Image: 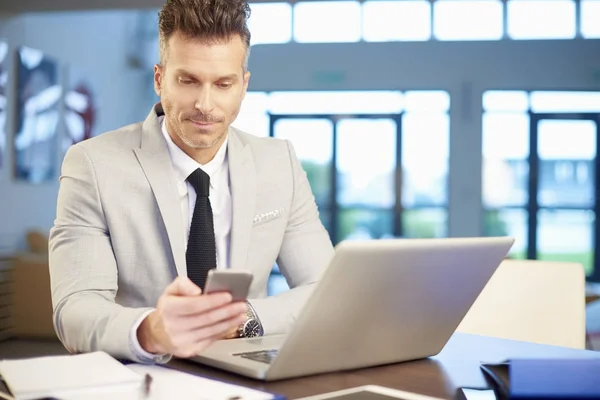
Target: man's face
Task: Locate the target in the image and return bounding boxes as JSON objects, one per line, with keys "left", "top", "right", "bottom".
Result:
{"left": 154, "top": 32, "right": 250, "bottom": 153}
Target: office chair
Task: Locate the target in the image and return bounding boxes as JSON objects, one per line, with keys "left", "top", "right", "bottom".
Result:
{"left": 456, "top": 259, "right": 586, "bottom": 349}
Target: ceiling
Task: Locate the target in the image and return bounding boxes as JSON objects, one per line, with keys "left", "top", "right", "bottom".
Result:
{"left": 0, "top": 0, "right": 284, "bottom": 13}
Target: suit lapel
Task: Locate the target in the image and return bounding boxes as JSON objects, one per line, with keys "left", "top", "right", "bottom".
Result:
{"left": 133, "top": 105, "right": 187, "bottom": 278}
{"left": 228, "top": 129, "right": 256, "bottom": 270}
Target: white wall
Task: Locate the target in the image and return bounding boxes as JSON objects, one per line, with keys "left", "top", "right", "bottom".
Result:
{"left": 0, "top": 10, "right": 148, "bottom": 250}
{"left": 245, "top": 40, "right": 600, "bottom": 237}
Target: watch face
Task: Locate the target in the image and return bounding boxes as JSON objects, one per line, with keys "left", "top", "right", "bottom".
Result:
{"left": 243, "top": 319, "right": 262, "bottom": 338}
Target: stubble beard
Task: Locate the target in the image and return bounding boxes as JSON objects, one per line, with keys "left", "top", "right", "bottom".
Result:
{"left": 163, "top": 100, "right": 227, "bottom": 150}
{"left": 176, "top": 124, "right": 227, "bottom": 150}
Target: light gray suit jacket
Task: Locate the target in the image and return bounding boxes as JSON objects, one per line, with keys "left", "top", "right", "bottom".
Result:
{"left": 48, "top": 104, "right": 334, "bottom": 362}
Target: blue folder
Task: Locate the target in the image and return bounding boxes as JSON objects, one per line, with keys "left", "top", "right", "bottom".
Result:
{"left": 480, "top": 358, "right": 600, "bottom": 400}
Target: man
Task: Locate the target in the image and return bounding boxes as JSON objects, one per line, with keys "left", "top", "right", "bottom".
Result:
{"left": 48, "top": 0, "right": 334, "bottom": 364}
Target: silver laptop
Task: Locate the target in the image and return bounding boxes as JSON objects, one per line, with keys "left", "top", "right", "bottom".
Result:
{"left": 192, "top": 236, "right": 514, "bottom": 381}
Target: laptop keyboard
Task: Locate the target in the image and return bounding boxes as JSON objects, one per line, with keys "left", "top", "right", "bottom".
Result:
{"left": 233, "top": 349, "right": 279, "bottom": 364}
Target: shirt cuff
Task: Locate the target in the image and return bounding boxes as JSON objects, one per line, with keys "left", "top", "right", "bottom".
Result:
{"left": 129, "top": 309, "right": 171, "bottom": 364}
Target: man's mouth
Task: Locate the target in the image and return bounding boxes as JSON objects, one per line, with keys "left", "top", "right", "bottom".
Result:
{"left": 188, "top": 119, "right": 217, "bottom": 127}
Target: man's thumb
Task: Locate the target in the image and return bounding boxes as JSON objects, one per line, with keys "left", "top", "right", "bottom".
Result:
{"left": 164, "top": 276, "right": 202, "bottom": 296}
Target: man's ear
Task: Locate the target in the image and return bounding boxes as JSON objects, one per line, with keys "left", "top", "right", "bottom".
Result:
{"left": 241, "top": 71, "right": 251, "bottom": 99}
{"left": 153, "top": 64, "right": 163, "bottom": 96}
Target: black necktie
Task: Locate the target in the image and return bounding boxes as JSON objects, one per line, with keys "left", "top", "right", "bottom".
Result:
{"left": 186, "top": 168, "right": 216, "bottom": 290}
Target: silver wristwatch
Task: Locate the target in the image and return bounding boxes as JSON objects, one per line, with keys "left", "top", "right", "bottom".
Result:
{"left": 238, "top": 301, "right": 264, "bottom": 338}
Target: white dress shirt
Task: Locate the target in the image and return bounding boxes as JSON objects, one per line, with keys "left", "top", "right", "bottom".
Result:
{"left": 130, "top": 116, "right": 233, "bottom": 362}
{"left": 160, "top": 116, "right": 232, "bottom": 269}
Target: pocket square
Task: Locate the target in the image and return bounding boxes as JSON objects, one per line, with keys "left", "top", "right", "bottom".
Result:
{"left": 253, "top": 208, "right": 284, "bottom": 225}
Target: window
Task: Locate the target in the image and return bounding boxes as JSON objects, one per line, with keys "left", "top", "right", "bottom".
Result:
{"left": 337, "top": 118, "right": 397, "bottom": 209}
{"left": 482, "top": 90, "right": 531, "bottom": 259}
{"left": 362, "top": 0, "right": 431, "bottom": 42}
{"left": 507, "top": 0, "right": 576, "bottom": 40}
{"left": 434, "top": 0, "right": 503, "bottom": 41}
{"left": 402, "top": 91, "right": 450, "bottom": 234}
{"left": 246, "top": 90, "right": 450, "bottom": 244}
{"left": 268, "top": 91, "right": 404, "bottom": 115}
{"left": 294, "top": 1, "right": 362, "bottom": 43}
{"left": 530, "top": 91, "right": 600, "bottom": 113}
{"left": 483, "top": 90, "right": 529, "bottom": 112}
{"left": 403, "top": 90, "right": 451, "bottom": 113}
{"left": 402, "top": 110, "right": 449, "bottom": 238}
{"left": 337, "top": 118, "right": 397, "bottom": 240}
{"left": 402, "top": 112, "right": 449, "bottom": 207}
{"left": 537, "top": 210, "right": 594, "bottom": 273}
{"left": 274, "top": 117, "right": 334, "bottom": 230}
{"left": 482, "top": 90, "right": 600, "bottom": 281}
{"left": 581, "top": 0, "right": 600, "bottom": 38}
{"left": 248, "top": 3, "right": 292, "bottom": 45}
{"left": 244, "top": 0, "right": 598, "bottom": 44}
{"left": 537, "top": 119, "right": 596, "bottom": 208}
{"left": 250, "top": 90, "right": 451, "bottom": 294}
{"left": 138, "top": 0, "right": 599, "bottom": 51}
{"left": 232, "top": 92, "right": 270, "bottom": 137}
{"left": 238, "top": 90, "right": 452, "bottom": 292}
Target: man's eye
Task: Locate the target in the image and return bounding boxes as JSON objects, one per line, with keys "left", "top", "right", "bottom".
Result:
{"left": 218, "top": 83, "right": 232, "bottom": 89}
{"left": 179, "top": 78, "right": 194, "bottom": 85}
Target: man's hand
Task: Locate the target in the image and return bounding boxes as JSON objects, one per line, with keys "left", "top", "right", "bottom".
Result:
{"left": 137, "top": 276, "right": 247, "bottom": 358}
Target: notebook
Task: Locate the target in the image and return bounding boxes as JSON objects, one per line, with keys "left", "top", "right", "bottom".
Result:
{"left": 0, "top": 351, "right": 142, "bottom": 400}
{"left": 480, "top": 358, "right": 600, "bottom": 400}
{"left": 0, "top": 351, "right": 284, "bottom": 400}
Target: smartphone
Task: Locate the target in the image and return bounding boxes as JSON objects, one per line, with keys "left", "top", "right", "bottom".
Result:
{"left": 204, "top": 270, "right": 253, "bottom": 301}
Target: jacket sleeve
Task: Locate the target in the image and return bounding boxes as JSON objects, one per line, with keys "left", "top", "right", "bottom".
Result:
{"left": 49, "top": 144, "right": 166, "bottom": 363}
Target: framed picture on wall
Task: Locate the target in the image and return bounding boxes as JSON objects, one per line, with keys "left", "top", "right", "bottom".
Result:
{"left": 62, "top": 65, "right": 97, "bottom": 159}
{"left": 0, "top": 40, "right": 8, "bottom": 173}
{"left": 13, "top": 45, "right": 61, "bottom": 184}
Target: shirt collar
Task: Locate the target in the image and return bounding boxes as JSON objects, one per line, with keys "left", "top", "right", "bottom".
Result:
{"left": 159, "top": 116, "right": 228, "bottom": 189}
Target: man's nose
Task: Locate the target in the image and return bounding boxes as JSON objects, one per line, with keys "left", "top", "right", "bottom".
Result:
{"left": 194, "top": 87, "right": 215, "bottom": 114}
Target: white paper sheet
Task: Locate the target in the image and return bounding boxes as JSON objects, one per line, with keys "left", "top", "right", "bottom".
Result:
{"left": 0, "top": 352, "right": 279, "bottom": 400}
{"left": 125, "top": 364, "right": 278, "bottom": 400}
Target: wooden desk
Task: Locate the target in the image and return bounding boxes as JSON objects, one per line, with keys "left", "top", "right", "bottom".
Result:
{"left": 1, "top": 333, "right": 599, "bottom": 399}
{"left": 588, "top": 283, "right": 600, "bottom": 304}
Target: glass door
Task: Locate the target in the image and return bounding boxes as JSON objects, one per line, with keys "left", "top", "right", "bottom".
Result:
{"left": 271, "top": 114, "right": 401, "bottom": 244}
{"left": 530, "top": 113, "right": 600, "bottom": 281}
{"left": 254, "top": 90, "right": 450, "bottom": 295}
{"left": 270, "top": 117, "right": 334, "bottom": 232}
{"left": 335, "top": 117, "right": 399, "bottom": 241}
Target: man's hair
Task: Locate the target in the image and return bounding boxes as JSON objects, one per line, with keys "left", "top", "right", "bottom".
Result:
{"left": 158, "top": 0, "right": 252, "bottom": 69}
